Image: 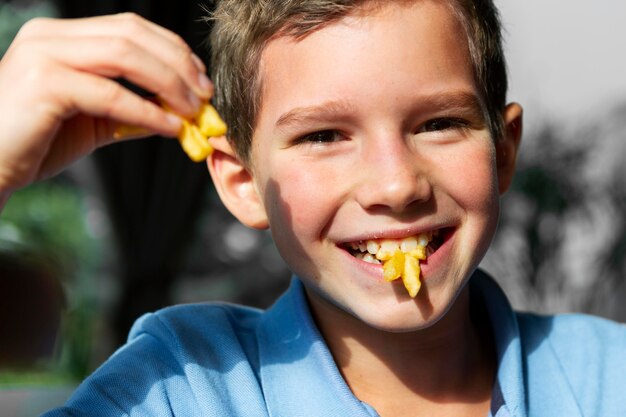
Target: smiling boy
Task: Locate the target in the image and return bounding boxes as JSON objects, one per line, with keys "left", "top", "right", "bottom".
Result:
{"left": 206, "top": 1, "right": 517, "bottom": 415}
{"left": 41, "top": 1, "right": 626, "bottom": 417}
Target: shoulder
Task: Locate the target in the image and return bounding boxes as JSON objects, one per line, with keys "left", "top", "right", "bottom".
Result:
{"left": 129, "top": 301, "right": 265, "bottom": 364}
{"left": 45, "top": 302, "right": 269, "bottom": 416}
{"left": 132, "top": 301, "right": 264, "bottom": 338}
{"left": 44, "top": 280, "right": 314, "bottom": 416}
{"left": 516, "top": 310, "right": 626, "bottom": 356}
{"left": 517, "top": 311, "right": 626, "bottom": 415}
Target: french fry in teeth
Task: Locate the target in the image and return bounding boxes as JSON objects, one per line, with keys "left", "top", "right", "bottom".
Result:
{"left": 377, "top": 233, "right": 431, "bottom": 298}
{"left": 401, "top": 254, "right": 421, "bottom": 298}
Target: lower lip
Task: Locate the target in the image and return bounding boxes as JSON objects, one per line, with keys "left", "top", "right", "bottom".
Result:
{"left": 340, "top": 228, "right": 456, "bottom": 280}
{"left": 420, "top": 229, "right": 454, "bottom": 277}
{"left": 340, "top": 248, "right": 384, "bottom": 279}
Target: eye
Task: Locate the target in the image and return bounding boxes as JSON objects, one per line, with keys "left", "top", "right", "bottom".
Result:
{"left": 295, "top": 130, "right": 343, "bottom": 145}
{"left": 416, "top": 118, "right": 469, "bottom": 134}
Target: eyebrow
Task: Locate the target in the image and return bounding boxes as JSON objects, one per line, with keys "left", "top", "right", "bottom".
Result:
{"left": 274, "top": 90, "right": 485, "bottom": 130}
{"left": 275, "top": 100, "right": 356, "bottom": 130}
{"left": 422, "top": 91, "right": 485, "bottom": 118}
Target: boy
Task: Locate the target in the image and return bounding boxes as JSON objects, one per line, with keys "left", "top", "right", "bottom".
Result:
{"left": 23, "top": 0, "right": 626, "bottom": 416}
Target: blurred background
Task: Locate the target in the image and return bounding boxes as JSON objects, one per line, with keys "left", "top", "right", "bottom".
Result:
{"left": 1, "top": 0, "right": 625, "bottom": 415}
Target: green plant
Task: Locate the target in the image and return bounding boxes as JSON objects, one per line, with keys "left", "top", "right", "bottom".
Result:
{"left": 0, "top": 178, "right": 99, "bottom": 384}
{"left": 0, "top": 1, "right": 58, "bottom": 57}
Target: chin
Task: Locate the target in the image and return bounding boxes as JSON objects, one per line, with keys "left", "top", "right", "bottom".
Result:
{"left": 360, "top": 316, "right": 436, "bottom": 333}
{"left": 341, "top": 294, "right": 448, "bottom": 333}
{"left": 347, "top": 274, "right": 473, "bottom": 334}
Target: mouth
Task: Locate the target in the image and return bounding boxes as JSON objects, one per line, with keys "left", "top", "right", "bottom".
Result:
{"left": 341, "top": 227, "right": 453, "bottom": 264}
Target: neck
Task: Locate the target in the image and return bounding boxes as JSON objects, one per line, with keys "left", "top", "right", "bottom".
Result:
{"left": 307, "top": 286, "right": 496, "bottom": 416}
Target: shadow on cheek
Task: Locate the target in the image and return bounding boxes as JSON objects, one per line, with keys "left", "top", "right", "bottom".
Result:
{"left": 264, "top": 178, "right": 321, "bottom": 284}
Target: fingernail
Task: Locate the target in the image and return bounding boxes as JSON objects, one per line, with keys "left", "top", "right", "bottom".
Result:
{"left": 188, "top": 90, "right": 202, "bottom": 112}
{"left": 191, "top": 53, "right": 206, "bottom": 72}
{"left": 198, "top": 72, "right": 212, "bottom": 96}
{"left": 167, "top": 113, "right": 183, "bottom": 132}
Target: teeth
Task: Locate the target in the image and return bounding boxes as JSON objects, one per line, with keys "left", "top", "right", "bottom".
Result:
{"left": 347, "top": 232, "right": 435, "bottom": 261}
{"left": 366, "top": 240, "right": 379, "bottom": 254}
{"left": 380, "top": 239, "right": 399, "bottom": 254}
{"left": 417, "top": 233, "right": 430, "bottom": 247}
{"left": 362, "top": 253, "right": 380, "bottom": 264}
{"left": 400, "top": 237, "right": 418, "bottom": 252}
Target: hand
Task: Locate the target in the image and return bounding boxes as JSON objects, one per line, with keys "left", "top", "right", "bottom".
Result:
{"left": 0, "top": 13, "right": 212, "bottom": 198}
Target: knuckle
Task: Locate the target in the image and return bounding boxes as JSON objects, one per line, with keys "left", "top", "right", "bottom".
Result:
{"left": 143, "top": 101, "right": 163, "bottom": 122}
{"left": 108, "top": 37, "right": 134, "bottom": 59}
{"left": 171, "top": 33, "right": 191, "bottom": 53}
{"left": 17, "top": 17, "right": 51, "bottom": 38}
{"left": 162, "top": 69, "right": 185, "bottom": 93}
{"left": 179, "top": 53, "right": 199, "bottom": 80}
{"left": 15, "top": 43, "right": 51, "bottom": 85}
{"left": 116, "top": 12, "right": 145, "bottom": 38}
{"left": 117, "top": 11, "right": 142, "bottom": 22}
{"left": 23, "top": 63, "right": 48, "bottom": 87}
{"left": 99, "top": 82, "right": 125, "bottom": 116}
{"left": 171, "top": 41, "right": 194, "bottom": 72}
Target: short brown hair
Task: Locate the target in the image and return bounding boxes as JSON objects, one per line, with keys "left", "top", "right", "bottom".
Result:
{"left": 208, "top": 0, "right": 507, "bottom": 165}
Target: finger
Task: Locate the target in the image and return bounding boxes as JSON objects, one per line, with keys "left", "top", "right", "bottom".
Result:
{"left": 49, "top": 67, "right": 183, "bottom": 141}
{"left": 17, "top": 14, "right": 213, "bottom": 99}
{"left": 20, "top": 13, "right": 185, "bottom": 50}
{"left": 41, "top": 36, "right": 202, "bottom": 117}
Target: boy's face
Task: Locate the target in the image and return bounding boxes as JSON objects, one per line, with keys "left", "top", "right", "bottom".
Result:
{"left": 210, "top": 1, "right": 521, "bottom": 331}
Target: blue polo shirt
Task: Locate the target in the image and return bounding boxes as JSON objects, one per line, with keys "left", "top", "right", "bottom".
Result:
{"left": 42, "top": 270, "right": 626, "bottom": 416}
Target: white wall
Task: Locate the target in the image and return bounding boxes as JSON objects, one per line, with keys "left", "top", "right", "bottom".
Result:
{"left": 496, "top": 1, "right": 626, "bottom": 134}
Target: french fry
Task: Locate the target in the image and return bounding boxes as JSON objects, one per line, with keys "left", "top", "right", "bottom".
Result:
{"left": 179, "top": 119, "right": 214, "bottom": 162}
{"left": 383, "top": 250, "right": 405, "bottom": 282}
{"left": 112, "top": 124, "right": 152, "bottom": 140}
{"left": 176, "top": 102, "right": 227, "bottom": 162}
{"left": 376, "top": 233, "right": 431, "bottom": 297}
{"left": 402, "top": 254, "right": 421, "bottom": 297}
{"left": 195, "top": 103, "right": 228, "bottom": 137}
{"left": 112, "top": 102, "right": 228, "bottom": 162}
{"left": 409, "top": 245, "right": 426, "bottom": 260}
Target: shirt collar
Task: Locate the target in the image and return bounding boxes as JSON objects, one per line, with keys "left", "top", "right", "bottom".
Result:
{"left": 470, "top": 270, "right": 528, "bottom": 417}
{"left": 471, "top": 270, "right": 583, "bottom": 417}
{"left": 257, "top": 271, "right": 582, "bottom": 417}
{"left": 256, "top": 278, "right": 374, "bottom": 417}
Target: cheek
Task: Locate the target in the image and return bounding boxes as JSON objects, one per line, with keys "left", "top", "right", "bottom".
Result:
{"left": 261, "top": 159, "right": 344, "bottom": 280}
{"left": 264, "top": 159, "right": 342, "bottom": 242}
{"left": 439, "top": 143, "right": 498, "bottom": 214}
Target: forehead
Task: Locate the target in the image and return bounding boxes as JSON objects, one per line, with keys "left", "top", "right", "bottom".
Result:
{"left": 254, "top": 0, "right": 475, "bottom": 139}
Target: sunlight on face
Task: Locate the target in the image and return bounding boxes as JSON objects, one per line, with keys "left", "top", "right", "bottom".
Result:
{"left": 250, "top": 1, "right": 500, "bottom": 332}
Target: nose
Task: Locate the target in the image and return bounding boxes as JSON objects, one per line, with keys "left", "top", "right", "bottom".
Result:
{"left": 354, "top": 135, "right": 432, "bottom": 213}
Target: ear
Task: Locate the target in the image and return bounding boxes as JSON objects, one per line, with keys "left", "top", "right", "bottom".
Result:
{"left": 206, "top": 136, "right": 269, "bottom": 229}
{"left": 496, "top": 103, "right": 523, "bottom": 194}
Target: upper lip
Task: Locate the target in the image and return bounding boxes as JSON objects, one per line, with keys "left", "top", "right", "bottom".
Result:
{"left": 337, "top": 224, "right": 452, "bottom": 244}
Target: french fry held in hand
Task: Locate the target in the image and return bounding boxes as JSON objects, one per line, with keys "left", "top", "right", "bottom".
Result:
{"left": 375, "top": 233, "right": 431, "bottom": 298}
{"left": 113, "top": 101, "right": 227, "bottom": 162}
{"left": 177, "top": 103, "right": 228, "bottom": 162}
